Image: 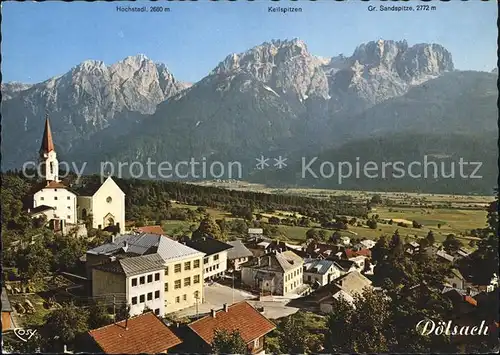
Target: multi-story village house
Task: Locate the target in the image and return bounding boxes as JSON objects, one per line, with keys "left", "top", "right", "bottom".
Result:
{"left": 180, "top": 236, "right": 233, "bottom": 281}
{"left": 303, "top": 259, "right": 342, "bottom": 288}
{"left": 241, "top": 250, "right": 306, "bottom": 296}
{"left": 87, "top": 233, "right": 205, "bottom": 316}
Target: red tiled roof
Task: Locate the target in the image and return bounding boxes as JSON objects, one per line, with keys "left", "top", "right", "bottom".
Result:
{"left": 345, "top": 248, "right": 371, "bottom": 258}
{"left": 88, "top": 312, "right": 182, "bottom": 354}
{"left": 188, "top": 301, "right": 276, "bottom": 345}
{"left": 40, "top": 115, "right": 55, "bottom": 154}
{"left": 136, "top": 225, "right": 166, "bottom": 235}
{"left": 44, "top": 181, "right": 67, "bottom": 188}
{"left": 356, "top": 249, "right": 372, "bottom": 257}
{"left": 345, "top": 249, "right": 356, "bottom": 258}
{"left": 32, "top": 180, "right": 70, "bottom": 194}
{"left": 464, "top": 296, "right": 478, "bottom": 306}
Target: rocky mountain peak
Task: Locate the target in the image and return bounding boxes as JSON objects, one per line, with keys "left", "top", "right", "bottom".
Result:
{"left": 350, "top": 40, "right": 453, "bottom": 80}
{"left": 324, "top": 39, "right": 455, "bottom": 107}
{"left": 72, "top": 60, "right": 108, "bottom": 76}
{"left": 1, "top": 54, "right": 189, "bottom": 166}
{"left": 1, "top": 82, "right": 33, "bottom": 100}
{"left": 211, "top": 38, "right": 329, "bottom": 100}
{"left": 352, "top": 39, "right": 409, "bottom": 69}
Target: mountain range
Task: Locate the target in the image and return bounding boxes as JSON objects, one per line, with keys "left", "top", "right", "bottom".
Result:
{"left": 1, "top": 39, "right": 497, "bottom": 193}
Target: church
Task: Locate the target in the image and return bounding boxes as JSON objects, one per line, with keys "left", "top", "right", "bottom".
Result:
{"left": 29, "top": 116, "right": 126, "bottom": 234}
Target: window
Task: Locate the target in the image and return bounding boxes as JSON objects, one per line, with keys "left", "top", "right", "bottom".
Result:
{"left": 106, "top": 196, "right": 112, "bottom": 203}
{"left": 40, "top": 197, "right": 44, "bottom": 201}
{"left": 308, "top": 275, "right": 311, "bottom": 282}
{"left": 254, "top": 338, "right": 260, "bottom": 348}
{"left": 54, "top": 196, "right": 58, "bottom": 200}
{"left": 132, "top": 278, "right": 137, "bottom": 287}
{"left": 184, "top": 277, "right": 191, "bottom": 287}
{"left": 174, "top": 264, "right": 181, "bottom": 273}
{"left": 147, "top": 292, "right": 153, "bottom": 301}
{"left": 67, "top": 206, "right": 71, "bottom": 209}
{"left": 175, "top": 296, "right": 180, "bottom": 303}
{"left": 184, "top": 261, "right": 191, "bottom": 270}
{"left": 194, "top": 275, "right": 200, "bottom": 284}
{"left": 132, "top": 297, "right": 137, "bottom": 305}
{"left": 194, "top": 290, "right": 200, "bottom": 299}
{"left": 204, "top": 257, "right": 209, "bottom": 264}
{"left": 154, "top": 273, "right": 160, "bottom": 281}
{"left": 67, "top": 196, "right": 71, "bottom": 200}
{"left": 67, "top": 215, "right": 71, "bottom": 220}
{"left": 183, "top": 294, "right": 187, "bottom": 301}
{"left": 54, "top": 188, "right": 57, "bottom": 191}
{"left": 285, "top": 287, "right": 287, "bottom": 293}
{"left": 174, "top": 280, "right": 181, "bottom": 289}
{"left": 194, "top": 260, "right": 200, "bottom": 268}
{"left": 165, "top": 267, "right": 169, "bottom": 276}
{"left": 140, "top": 276, "right": 145, "bottom": 285}
{"left": 165, "top": 283, "right": 169, "bottom": 292}
{"left": 147, "top": 275, "right": 153, "bottom": 283}
{"left": 155, "top": 290, "right": 160, "bottom": 299}
{"left": 154, "top": 308, "right": 160, "bottom": 315}
{"left": 214, "top": 254, "right": 219, "bottom": 261}
{"left": 140, "top": 295, "right": 145, "bottom": 303}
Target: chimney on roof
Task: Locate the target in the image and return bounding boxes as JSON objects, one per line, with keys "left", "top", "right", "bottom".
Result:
{"left": 211, "top": 309, "right": 216, "bottom": 318}
{"left": 223, "top": 303, "right": 229, "bottom": 312}
{"left": 111, "top": 234, "right": 115, "bottom": 243}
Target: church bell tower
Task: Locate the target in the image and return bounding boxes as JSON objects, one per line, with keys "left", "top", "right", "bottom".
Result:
{"left": 39, "top": 114, "right": 59, "bottom": 182}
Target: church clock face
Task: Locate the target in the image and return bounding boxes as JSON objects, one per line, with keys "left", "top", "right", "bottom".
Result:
{"left": 106, "top": 196, "right": 112, "bottom": 203}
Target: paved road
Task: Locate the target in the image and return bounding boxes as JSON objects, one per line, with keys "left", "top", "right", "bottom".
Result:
{"left": 171, "top": 283, "right": 299, "bottom": 320}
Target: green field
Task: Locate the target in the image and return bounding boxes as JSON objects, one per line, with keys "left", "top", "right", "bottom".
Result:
{"left": 163, "top": 187, "right": 491, "bottom": 247}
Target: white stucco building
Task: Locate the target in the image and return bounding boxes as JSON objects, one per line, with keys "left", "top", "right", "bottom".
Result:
{"left": 29, "top": 115, "right": 126, "bottom": 234}
{"left": 92, "top": 254, "right": 166, "bottom": 317}
{"left": 303, "top": 259, "right": 342, "bottom": 287}
{"left": 76, "top": 177, "right": 126, "bottom": 233}
{"left": 89, "top": 233, "right": 206, "bottom": 316}
{"left": 241, "top": 250, "right": 306, "bottom": 296}
{"left": 180, "top": 236, "right": 233, "bottom": 281}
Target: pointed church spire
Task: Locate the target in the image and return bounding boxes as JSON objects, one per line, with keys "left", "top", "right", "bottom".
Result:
{"left": 40, "top": 113, "right": 55, "bottom": 155}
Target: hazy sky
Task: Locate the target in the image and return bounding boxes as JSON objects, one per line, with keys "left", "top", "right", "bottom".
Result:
{"left": 2, "top": 0, "right": 497, "bottom": 84}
